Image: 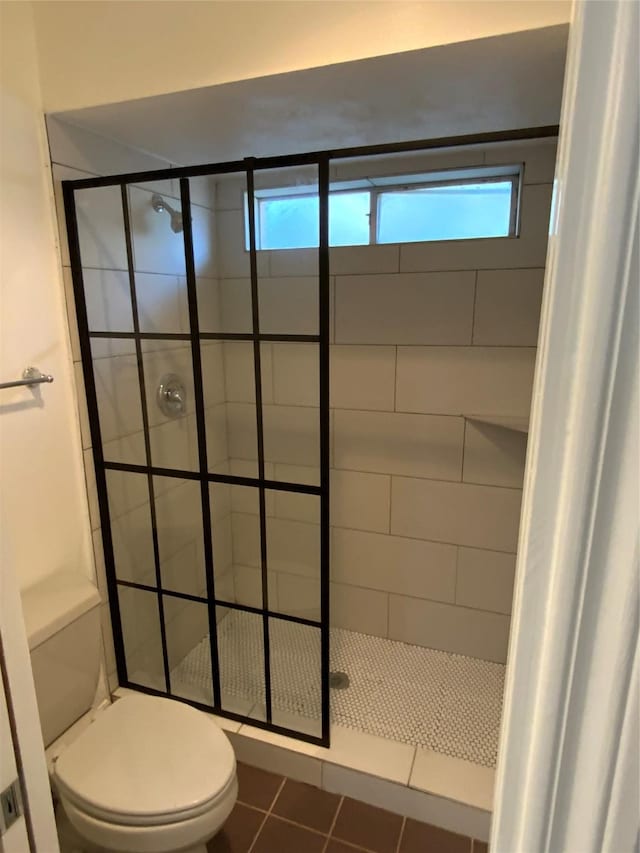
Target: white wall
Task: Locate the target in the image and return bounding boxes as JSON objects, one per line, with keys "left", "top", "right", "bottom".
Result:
{"left": 31, "top": 0, "right": 570, "bottom": 112}
{"left": 0, "top": 2, "right": 92, "bottom": 592}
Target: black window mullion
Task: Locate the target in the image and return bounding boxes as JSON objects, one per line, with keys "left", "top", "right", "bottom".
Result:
{"left": 179, "top": 177, "right": 223, "bottom": 710}
{"left": 318, "top": 156, "right": 331, "bottom": 744}
{"left": 120, "top": 185, "right": 172, "bottom": 695}
{"left": 246, "top": 159, "right": 273, "bottom": 725}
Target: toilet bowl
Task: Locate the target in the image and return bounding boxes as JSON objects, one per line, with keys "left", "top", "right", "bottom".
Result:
{"left": 52, "top": 693, "right": 237, "bottom": 853}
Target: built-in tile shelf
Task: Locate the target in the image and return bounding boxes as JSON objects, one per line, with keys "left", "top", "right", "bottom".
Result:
{"left": 465, "top": 414, "right": 529, "bottom": 433}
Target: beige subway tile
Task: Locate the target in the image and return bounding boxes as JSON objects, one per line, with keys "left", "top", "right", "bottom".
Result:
{"left": 222, "top": 341, "right": 258, "bottom": 402}
{"left": 330, "top": 244, "right": 399, "bottom": 275}
{"left": 330, "top": 583, "right": 388, "bottom": 637}
{"left": 456, "top": 547, "right": 516, "bottom": 615}
{"left": 463, "top": 420, "right": 527, "bottom": 488}
{"left": 233, "top": 564, "right": 264, "bottom": 609}
{"left": 111, "top": 502, "right": 156, "bottom": 586}
{"left": 388, "top": 596, "right": 510, "bottom": 662}
{"left": 259, "top": 277, "right": 319, "bottom": 335}
{"left": 218, "top": 278, "right": 253, "bottom": 334}
{"left": 93, "top": 348, "right": 145, "bottom": 441}
{"left": 263, "top": 405, "right": 319, "bottom": 475}
{"left": 195, "top": 276, "right": 222, "bottom": 334}
{"left": 164, "top": 596, "right": 209, "bottom": 670}
{"left": 268, "top": 248, "right": 317, "bottom": 277}
{"left": 484, "top": 138, "right": 558, "bottom": 184}
{"left": 200, "top": 341, "right": 226, "bottom": 407}
{"left": 267, "top": 517, "right": 320, "bottom": 578}
{"left": 83, "top": 268, "right": 133, "bottom": 333}
{"left": 129, "top": 185, "right": 187, "bottom": 276}
{"left": 102, "top": 431, "right": 147, "bottom": 468}
{"left": 75, "top": 184, "right": 128, "bottom": 271}
{"left": 149, "top": 415, "right": 198, "bottom": 472}
{"left": 334, "top": 410, "right": 463, "bottom": 480}
{"left": 473, "top": 269, "right": 544, "bottom": 346}
{"left": 225, "top": 403, "right": 258, "bottom": 467}
{"left": 400, "top": 184, "right": 552, "bottom": 272}
{"left": 273, "top": 464, "right": 318, "bottom": 523}
{"left": 331, "top": 346, "right": 396, "bottom": 411}
{"left": 272, "top": 343, "right": 319, "bottom": 406}
{"left": 335, "top": 271, "right": 474, "bottom": 344}
{"left": 154, "top": 479, "right": 203, "bottom": 563}
{"left": 331, "top": 470, "right": 390, "bottom": 533}
{"left": 332, "top": 528, "right": 456, "bottom": 603}
{"left": 231, "top": 513, "right": 261, "bottom": 569}
{"left": 136, "top": 272, "right": 185, "bottom": 335}
{"left": 391, "top": 477, "right": 522, "bottom": 552}
{"left": 216, "top": 210, "right": 256, "bottom": 278}
{"left": 105, "top": 468, "right": 149, "bottom": 520}
{"left": 396, "top": 346, "right": 536, "bottom": 416}
{"left": 276, "top": 573, "right": 320, "bottom": 622}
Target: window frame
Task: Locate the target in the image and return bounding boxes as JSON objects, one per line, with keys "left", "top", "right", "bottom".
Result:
{"left": 246, "top": 166, "right": 522, "bottom": 251}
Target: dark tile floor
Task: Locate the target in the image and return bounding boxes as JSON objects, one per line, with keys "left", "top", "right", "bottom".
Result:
{"left": 208, "top": 762, "right": 489, "bottom": 853}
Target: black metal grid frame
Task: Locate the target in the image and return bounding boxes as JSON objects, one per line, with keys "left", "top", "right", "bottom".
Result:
{"left": 63, "top": 126, "right": 558, "bottom": 748}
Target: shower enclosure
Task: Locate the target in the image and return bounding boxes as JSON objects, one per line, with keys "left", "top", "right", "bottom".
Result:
{"left": 64, "top": 127, "right": 555, "bottom": 752}
{"left": 64, "top": 156, "right": 331, "bottom": 744}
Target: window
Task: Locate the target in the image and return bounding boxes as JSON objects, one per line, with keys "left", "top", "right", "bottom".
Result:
{"left": 246, "top": 166, "right": 520, "bottom": 250}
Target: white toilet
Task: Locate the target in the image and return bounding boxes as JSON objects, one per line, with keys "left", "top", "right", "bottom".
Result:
{"left": 23, "top": 572, "right": 237, "bottom": 853}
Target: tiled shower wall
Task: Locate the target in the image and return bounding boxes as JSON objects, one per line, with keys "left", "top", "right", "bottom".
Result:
{"left": 51, "top": 118, "right": 554, "bottom": 691}
{"left": 213, "top": 140, "right": 555, "bottom": 664}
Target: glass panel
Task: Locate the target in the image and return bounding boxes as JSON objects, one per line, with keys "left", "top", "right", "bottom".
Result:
{"left": 209, "top": 481, "right": 235, "bottom": 604}
{"left": 263, "top": 342, "right": 319, "bottom": 485}
{"left": 270, "top": 618, "right": 321, "bottom": 737}
{"left": 257, "top": 190, "right": 369, "bottom": 249}
{"left": 196, "top": 172, "right": 253, "bottom": 334}
{"left": 127, "top": 179, "right": 189, "bottom": 334}
{"left": 142, "top": 339, "right": 198, "bottom": 472}
{"left": 106, "top": 470, "right": 155, "bottom": 587}
{"left": 91, "top": 339, "right": 146, "bottom": 466}
{"left": 216, "top": 607, "right": 266, "bottom": 721}
{"left": 266, "top": 490, "right": 320, "bottom": 621}
{"left": 377, "top": 180, "right": 513, "bottom": 244}
{"left": 164, "top": 597, "right": 213, "bottom": 706}
{"left": 118, "top": 585, "right": 165, "bottom": 691}
{"left": 220, "top": 483, "right": 262, "bottom": 609}
{"left": 254, "top": 164, "right": 319, "bottom": 336}
{"left": 206, "top": 340, "right": 258, "bottom": 478}
{"left": 329, "top": 191, "right": 370, "bottom": 247}
{"left": 154, "top": 476, "right": 205, "bottom": 597}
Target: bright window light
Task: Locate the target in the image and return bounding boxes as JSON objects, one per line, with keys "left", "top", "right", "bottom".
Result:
{"left": 377, "top": 181, "right": 514, "bottom": 244}
{"left": 247, "top": 167, "right": 519, "bottom": 250}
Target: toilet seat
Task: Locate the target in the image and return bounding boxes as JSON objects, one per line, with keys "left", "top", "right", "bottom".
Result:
{"left": 54, "top": 693, "right": 236, "bottom": 827}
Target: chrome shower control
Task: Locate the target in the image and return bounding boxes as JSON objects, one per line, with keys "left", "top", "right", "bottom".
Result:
{"left": 157, "top": 374, "right": 186, "bottom": 417}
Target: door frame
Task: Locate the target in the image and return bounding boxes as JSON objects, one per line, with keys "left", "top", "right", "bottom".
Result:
{"left": 492, "top": 1, "right": 639, "bottom": 850}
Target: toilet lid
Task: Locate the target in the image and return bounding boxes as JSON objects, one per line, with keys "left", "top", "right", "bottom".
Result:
{"left": 54, "top": 694, "right": 235, "bottom": 824}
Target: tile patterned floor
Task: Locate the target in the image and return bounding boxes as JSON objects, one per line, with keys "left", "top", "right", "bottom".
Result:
{"left": 208, "top": 762, "right": 490, "bottom": 853}
{"left": 172, "top": 612, "right": 505, "bottom": 767}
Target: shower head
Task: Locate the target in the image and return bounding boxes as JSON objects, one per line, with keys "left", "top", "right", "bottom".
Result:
{"left": 151, "top": 193, "right": 183, "bottom": 233}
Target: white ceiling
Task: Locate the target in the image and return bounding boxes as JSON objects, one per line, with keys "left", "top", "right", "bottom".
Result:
{"left": 51, "top": 26, "right": 568, "bottom": 167}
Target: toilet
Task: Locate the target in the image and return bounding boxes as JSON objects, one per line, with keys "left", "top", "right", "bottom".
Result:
{"left": 23, "top": 571, "right": 237, "bottom": 853}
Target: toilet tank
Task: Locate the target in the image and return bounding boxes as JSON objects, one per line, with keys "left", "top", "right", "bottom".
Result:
{"left": 22, "top": 572, "right": 102, "bottom": 747}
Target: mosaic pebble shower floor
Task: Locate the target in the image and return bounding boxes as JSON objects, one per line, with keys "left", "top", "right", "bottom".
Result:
{"left": 171, "top": 611, "right": 504, "bottom": 768}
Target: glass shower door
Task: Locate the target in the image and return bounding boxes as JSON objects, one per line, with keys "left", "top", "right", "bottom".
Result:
{"left": 63, "top": 154, "right": 330, "bottom": 745}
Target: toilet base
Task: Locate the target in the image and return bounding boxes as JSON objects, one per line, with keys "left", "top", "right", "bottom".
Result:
{"left": 60, "top": 775, "right": 237, "bottom": 853}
